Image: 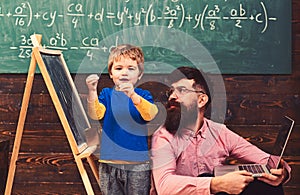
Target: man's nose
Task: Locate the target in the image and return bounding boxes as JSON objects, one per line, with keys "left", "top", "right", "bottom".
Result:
{"left": 168, "top": 91, "right": 178, "bottom": 100}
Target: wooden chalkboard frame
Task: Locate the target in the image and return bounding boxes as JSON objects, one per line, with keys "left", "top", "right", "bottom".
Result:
{"left": 35, "top": 47, "right": 89, "bottom": 154}
{"left": 5, "top": 34, "right": 99, "bottom": 195}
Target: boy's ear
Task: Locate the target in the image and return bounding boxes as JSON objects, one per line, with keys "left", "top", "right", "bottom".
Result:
{"left": 138, "top": 72, "right": 144, "bottom": 80}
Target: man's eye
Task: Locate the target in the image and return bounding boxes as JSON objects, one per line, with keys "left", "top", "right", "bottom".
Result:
{"left": 181, "top": 88, "right": 188, "bottom": 93}
{"left": 177, "top": 87, "right": 186, "bottom": 93}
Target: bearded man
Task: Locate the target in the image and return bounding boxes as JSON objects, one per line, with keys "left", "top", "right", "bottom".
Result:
{"left": 150, "top": 67, "right": 291, "bottom": 195}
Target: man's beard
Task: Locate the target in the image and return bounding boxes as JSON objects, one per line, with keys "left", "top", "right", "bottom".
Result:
{"left": 164, "top": 100, "right": 198, "bottom": 135}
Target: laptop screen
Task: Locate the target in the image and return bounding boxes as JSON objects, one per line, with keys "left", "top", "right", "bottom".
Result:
{"left": 270, "top": 116, "right": 294, "bottom": 168}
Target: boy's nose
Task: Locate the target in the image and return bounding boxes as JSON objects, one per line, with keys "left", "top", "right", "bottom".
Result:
{"left": 121, "top": 69, "right": 128, "bottom": 75}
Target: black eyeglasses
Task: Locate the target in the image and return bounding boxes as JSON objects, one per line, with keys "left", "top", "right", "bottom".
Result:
{"left": 166, "top": 86, "right": 205, "bottom": 98}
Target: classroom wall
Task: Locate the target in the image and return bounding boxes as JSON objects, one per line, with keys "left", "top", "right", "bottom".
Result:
{"left": 0, "top": 1, "right": 299, "bottom": 194}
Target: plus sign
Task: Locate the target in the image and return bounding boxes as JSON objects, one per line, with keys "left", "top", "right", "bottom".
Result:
{"left": 101, "top": 46, "right": 108, "bottom": 52}
{"left": 185, "top": 14, "right": 192, "bottom": 22}
{"left": 34, "top": 12, "right": 41, "bottom": 19}
{"left": 127, "top": 14, "right": 133, "bottom": 20}
{"left": 88, "top": 12, "right": 94, "bottom": 19}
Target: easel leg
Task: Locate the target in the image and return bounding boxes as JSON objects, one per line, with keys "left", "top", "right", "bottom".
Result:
{"left": 87, "top": 155, "right": 100, "bottom": 184}
{"left": 5, "top": 56, "right": 37, "bottom": 195}
{"left": 75, "top": 157, "right": 95, "bottom": 195}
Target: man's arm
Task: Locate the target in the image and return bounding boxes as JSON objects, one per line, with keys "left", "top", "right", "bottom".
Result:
{"left": 222, "top": 127, "right": 292, "bottom": 185}
{"left": 151, "top": 129, "right": 254, "bottom": 195}
{"left": 210, "top": 171, "right": 254, "bottom": 194}
{"left": 151, "top": 130, "right": 212, "bottom": 194}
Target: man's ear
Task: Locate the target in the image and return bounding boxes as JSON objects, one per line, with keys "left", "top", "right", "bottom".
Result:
{"left": 198, "top": 94, "right": 209, "bottom": 109}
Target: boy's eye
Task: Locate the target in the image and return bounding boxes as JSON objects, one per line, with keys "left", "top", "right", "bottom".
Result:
{"left": 129, "top": 66, "right": 136, "bottom": 70}
{"left": 114, "top": 66, "right": 122, "bottom": 70}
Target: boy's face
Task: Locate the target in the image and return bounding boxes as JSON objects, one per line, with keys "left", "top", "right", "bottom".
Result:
{"left": 110, "top": 56, "right": 142, "bottom": 87}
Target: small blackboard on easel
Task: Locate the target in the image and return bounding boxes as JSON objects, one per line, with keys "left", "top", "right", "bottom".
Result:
{"left": 36, "top": 47, "right": 89, "bottom": 153}
{"left": 5, "top": 34, "right": 99, "bottom": 195}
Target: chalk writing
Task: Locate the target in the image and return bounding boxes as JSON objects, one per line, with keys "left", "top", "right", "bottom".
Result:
{"left": 0, "top": 1, "right": 278, "bottom": 61}
{"left": 1, "top": 1, "right": 276, "bottom": 32}
{"left": 0, "top": 0, "right": 291, "bottom": 74}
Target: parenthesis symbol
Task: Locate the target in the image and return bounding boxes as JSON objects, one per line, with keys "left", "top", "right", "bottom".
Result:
{"left": 178, "top": 3, "right": 184, "bottom": 28}
{"left": 26, "top": 2, "right": 32, "bottom": 27}
{"left": 145, "top": 3, "right": 153, "bottom": 26}
{"left": 260, "top": 2, "right": 268, "bottom": 33}
{"left": 201, "top": 4, "right": 208, "bottom": 31}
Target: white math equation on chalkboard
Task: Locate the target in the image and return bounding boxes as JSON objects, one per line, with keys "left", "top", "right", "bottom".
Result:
{"left": 13, "top": 34, "right": 121, "bottom": 61}
{"left": 1, "top": 1, "right": 279, "bottom": 62}
{"left": 1, "top": 1, "right": 276, "bottom": 32}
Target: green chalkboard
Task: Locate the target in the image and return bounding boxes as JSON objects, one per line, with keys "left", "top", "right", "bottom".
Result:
{"left": 0, "top": 0, "right": 291, "bottom": 74}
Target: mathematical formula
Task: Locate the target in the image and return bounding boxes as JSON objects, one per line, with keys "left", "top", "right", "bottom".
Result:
{"left": 14, "top": 33, "right": 120, "bottom": 61}
{"left": 0, "top": 1, "right": 279, "bottom": 61}
{"left": 1, "top": 0, "right": 289, "bottom": 74}
{"left": 0, "top": 1, "right": 276, "bottom": 32}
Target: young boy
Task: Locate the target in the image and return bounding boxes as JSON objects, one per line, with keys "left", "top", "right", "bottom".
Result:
{"left": 86, "top": 44, "right": 158, "bottom": 195}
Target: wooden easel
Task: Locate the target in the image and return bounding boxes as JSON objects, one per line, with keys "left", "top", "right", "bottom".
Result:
{"left": 5, "top": 34, "right": 99, "bottom": 195}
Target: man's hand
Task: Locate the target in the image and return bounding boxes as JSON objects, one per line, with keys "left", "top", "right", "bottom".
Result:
{"left": 211, "top": 171, "right": 254, "bottom": 194}
{"left": 258, "top": 159, "right": 288, "bottom": 186}
{"left": 258, "top": 168, "right": 287, "bottom": 186}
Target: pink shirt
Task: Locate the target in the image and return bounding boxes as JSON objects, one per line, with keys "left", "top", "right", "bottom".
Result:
{"left": 151, "top": 118, "right": 291, "bottom": 195}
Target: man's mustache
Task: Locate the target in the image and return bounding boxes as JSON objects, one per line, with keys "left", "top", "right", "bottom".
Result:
{"left": 166, "top": 100, "right": 181, "bottom": 109}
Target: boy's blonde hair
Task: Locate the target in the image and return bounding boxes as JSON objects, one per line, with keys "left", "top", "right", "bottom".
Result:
{"left": 108, "top": 44, "right": 144, "bottom": 75}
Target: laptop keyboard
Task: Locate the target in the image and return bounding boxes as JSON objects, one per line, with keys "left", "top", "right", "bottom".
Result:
{"left": 238, "top": 164, "right": 265, "bottom": 174}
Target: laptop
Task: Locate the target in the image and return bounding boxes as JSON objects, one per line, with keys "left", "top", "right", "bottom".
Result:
{"left": 214, "top": 116, "right": 294, "bottom": 177}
